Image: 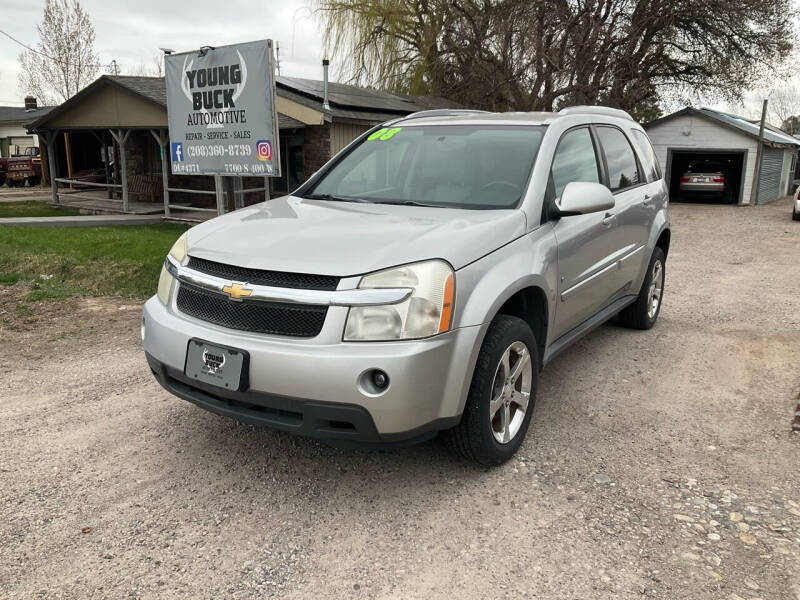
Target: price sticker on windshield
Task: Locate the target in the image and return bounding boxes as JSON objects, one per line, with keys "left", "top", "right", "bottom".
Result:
{"left": 368, "top": 127, "right": 402, "bottom": 141}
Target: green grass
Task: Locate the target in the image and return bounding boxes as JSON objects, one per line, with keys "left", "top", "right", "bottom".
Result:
{"left": 0, "top": 224, "right": 190, "bottom": 300}
{"left": 0, "top": 201, "right": 81, "bottom": 218}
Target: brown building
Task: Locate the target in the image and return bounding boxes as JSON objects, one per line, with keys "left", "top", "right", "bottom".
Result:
{"left": 27, "top": 74, "right": 460, "bottom": 220}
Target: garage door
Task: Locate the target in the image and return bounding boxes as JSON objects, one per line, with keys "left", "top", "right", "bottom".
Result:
{"left": 757, "top": 147, "right": 783, "bottom": 204}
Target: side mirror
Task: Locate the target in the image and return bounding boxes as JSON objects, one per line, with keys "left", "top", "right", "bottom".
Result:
{"left": 556, "top": 181, "right": 615, "bottom": 216}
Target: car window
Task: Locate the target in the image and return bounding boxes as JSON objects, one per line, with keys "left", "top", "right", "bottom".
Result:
{"left": 596, "top": 127, "right": 641, "bottom": 191}
{"left": 631, "top": 129, "right": 662, "bottom": 181}
{"left": 309, "top": 125, "right": 545, "bottom": 210}
{"left": 550, "top": 127, "right": 600, "bottom": 199}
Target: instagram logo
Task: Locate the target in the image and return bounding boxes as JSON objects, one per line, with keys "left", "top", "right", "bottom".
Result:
{"left": 256, "top": 140, "right": 272, "bottom": 161}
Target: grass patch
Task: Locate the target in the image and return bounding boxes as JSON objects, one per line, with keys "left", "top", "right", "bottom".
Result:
{"left": 0, "top": 224, "right": 190, "bottom": 300}
{"left": 0, "top": 201, "right": 80, "bottom": 218}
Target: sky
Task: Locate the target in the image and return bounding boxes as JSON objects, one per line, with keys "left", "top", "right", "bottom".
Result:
{"left": 0, "top": 0, "right": 791, "bottom": 124}
{"left": 0, "top": 0, "right": 326, "bottom": 106}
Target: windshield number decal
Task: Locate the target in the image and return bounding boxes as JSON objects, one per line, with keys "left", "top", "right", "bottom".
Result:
{"left": 368, "top": 127, "right": 402, "bottom": 141}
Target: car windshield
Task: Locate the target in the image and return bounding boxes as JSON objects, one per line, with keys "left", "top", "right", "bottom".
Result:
{"left": 303, "top": 125, "right": 546, "bottom": 209}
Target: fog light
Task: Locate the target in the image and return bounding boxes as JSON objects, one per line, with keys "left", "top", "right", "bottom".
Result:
{"left": 140, "top": 316, "right": 146, "bottom": 342}
{"left": 358, "top": 368, "right": 391, "bottom": 396}
{"left": 372, "top": 370, "right": 389, "bottom": 390}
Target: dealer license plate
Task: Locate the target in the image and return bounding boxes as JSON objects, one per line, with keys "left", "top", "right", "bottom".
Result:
{"left": 185, "top": 339, "right": 246, "bottom": 390}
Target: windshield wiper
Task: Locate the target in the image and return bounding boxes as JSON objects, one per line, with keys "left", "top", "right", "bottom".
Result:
{"left": 300, "top": 193, "right": 372, "bottom": 203}
{"left": 373, "top": 199, "right": 432, "bottom": 207}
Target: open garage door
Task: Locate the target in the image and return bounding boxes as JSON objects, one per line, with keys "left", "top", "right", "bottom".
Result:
{"left": 666, "top": 149, "right": 746, "bottom": 204}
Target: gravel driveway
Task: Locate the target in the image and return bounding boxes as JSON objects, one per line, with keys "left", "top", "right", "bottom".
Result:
{"left": 2, "top": 198, "right": 799, "bottom": 600}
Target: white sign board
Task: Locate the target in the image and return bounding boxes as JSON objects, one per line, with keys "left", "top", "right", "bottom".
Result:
{"left": 165, "top": 39, "right": 280, "bottom": 177}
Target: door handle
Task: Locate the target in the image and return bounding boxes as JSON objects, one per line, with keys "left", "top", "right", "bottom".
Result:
{"left": 643, "top": 194, "right": 653, "bottom": 205}
{"left": 602, "top": 212, "right": 616, "bottom": 227}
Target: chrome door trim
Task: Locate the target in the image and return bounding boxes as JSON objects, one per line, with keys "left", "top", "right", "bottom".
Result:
{"left": 561, "top": 261, "right": 618, "bottom": 300}
{"left": 561, "top": 244, "right": 645, "bottom": 301}
{"left": 164, "top": 255, "right": 412, "bottom": 307}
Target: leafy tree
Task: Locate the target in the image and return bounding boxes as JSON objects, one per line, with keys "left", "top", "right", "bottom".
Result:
{"left": 316, "top": 0, "right": 794, "bottom": 117}
{"left": 17, "top": 0, "right": 100, "bottom": 105}
{"left": 781, "top": 116, "right": 800, "bottom": 135}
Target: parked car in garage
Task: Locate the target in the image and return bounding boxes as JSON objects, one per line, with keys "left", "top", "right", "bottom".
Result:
{"left": 679, "top": 161, "right": 727, "bottom": 200}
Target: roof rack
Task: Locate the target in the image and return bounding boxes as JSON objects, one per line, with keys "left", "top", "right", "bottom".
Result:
{"left": 558, "top": 106, "right": 634, "bottom": 121}
{"left": 394, "top": 109, "right": 491, "bottom": 123}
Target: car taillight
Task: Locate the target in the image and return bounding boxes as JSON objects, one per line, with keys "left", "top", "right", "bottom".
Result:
{"left": 680, "top": 176, "right": 690, "bottom": 182}
{"left": 713, "top": 176, "right": 725, "bottom": 183}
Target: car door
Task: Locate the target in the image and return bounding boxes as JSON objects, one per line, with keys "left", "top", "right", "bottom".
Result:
{"left": 593, "top": 126, "right": 650, "bottom": 297}
{"left": 550, "top": 127, "right": 627, "bottom": 339}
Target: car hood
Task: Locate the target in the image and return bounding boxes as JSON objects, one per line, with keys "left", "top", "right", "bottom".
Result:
{"left": 186, "top": 195, "right": 526, "bottom": 276}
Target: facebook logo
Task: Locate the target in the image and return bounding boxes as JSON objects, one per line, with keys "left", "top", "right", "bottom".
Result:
{"left": 171, "top": 142, "right": 184, "bottom": 162}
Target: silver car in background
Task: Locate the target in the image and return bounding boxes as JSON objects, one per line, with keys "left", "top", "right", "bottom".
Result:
{"left": 679, "top": 161, "right": 726, "bottom": 199}
{"left": 143, "top": 106, "right": 670, "bottom": 465}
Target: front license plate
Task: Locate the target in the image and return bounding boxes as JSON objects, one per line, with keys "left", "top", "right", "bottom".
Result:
{"left": 185, "top": 339, "right": 247, "bottom": 391}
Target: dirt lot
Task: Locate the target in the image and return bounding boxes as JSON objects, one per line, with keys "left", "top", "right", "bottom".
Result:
{"left": 2, "top": 198, "right": 799, "bottom": 600}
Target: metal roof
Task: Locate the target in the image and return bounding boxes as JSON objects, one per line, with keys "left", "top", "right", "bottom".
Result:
{"left": 646, "top": 107, "right": 800, "bottom": 147}
{"left": 27, "top": 75, "right": 459, "bottom": 130}
{"left": 0, "top": 105, "right": 55, "bottom": 125}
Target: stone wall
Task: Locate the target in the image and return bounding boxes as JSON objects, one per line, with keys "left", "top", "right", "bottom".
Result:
{"left": 301, "top": 123, "right": 331, "bottom": 181}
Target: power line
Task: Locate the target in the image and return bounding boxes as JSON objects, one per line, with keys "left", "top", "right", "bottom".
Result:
{"left": 0, "top": 28, "right": 114, "bottom": 69}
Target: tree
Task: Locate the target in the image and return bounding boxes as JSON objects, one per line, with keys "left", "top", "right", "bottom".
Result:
{"left": 768, "top": 83, "right": 800, "bottom": 132}
{"left": 17, "top": 0, "right": 100, "bottom": 105}
{"left": 316, "top": 0, "right": 794, "bottom": 120}
{"left": 781, "top": 115, "right": 800, "bottom": 135}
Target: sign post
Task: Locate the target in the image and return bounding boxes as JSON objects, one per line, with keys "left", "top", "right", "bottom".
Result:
{"left": 165, "top": 39, "right": 280, "bottom": 213}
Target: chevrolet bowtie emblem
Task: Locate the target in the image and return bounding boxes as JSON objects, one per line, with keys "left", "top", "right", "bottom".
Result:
{"left": 222, "top": 282, "right": 253, "bottom": 300}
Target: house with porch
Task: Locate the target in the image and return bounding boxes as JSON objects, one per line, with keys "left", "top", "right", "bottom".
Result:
{"left": 27, "top": 74, "right": 460, "bottom": 221}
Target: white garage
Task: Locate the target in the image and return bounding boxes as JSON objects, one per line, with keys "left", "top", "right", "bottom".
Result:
{"left": 644, "top": 107, "right": 800, "bottom": 205}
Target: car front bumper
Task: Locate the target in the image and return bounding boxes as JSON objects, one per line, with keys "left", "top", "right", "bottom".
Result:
{"left": 142, "top": 296, "right": 485, "bottom": 446}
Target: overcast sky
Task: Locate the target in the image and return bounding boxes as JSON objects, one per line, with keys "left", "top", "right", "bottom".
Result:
{"left": 0, "top": 0, "right": 786, "bottom": 122}
{"left": 0, "top": 0, "right": 326, "bottom": 105}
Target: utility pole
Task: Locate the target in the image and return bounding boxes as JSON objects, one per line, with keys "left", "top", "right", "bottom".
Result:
{"left": 749, "top": 99, "right": 768, "bottom": 206}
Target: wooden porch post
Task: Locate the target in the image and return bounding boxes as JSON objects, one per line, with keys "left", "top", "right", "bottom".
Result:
{"left": 150, "top": 129, "right": 170, "bottom": 218}
{"left": 90, "top": 130, "right": 113, "bottom": 199}
{"left": 214, "top": 175, "right": 225, "bottom": 215}
{"left": 63, "top": 132, "right": 74, "bottom": 185}
{"left": 110, "top": 129, "right": 131, "bottom": 212}
{"left": 41, "top": 130, "right": 59, "bottom": 205}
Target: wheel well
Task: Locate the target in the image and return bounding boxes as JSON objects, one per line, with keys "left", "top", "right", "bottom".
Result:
{"left": 496, "top": 286, "right": 548, "bottom": 370}
{"left": 656, "top": 228, "right": 671, "bottom": 256}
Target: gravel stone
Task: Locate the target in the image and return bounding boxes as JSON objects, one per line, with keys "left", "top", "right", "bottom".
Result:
{"left": 1, "top": 199, "right": 799, "bottom": 599}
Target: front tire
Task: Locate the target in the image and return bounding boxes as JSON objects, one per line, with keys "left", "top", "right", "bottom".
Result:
{"left": 793, "top": 206, "right": 800, "bottom": 221}
{"left": 618, "top": 246, "right": 666, "bottom": 330}
{"left": 444, "top": 315, "right": 538, "bottom": 466}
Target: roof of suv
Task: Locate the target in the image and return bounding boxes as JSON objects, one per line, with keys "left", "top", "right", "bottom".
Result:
{"left": 390, "top": 106, "right": 636, "bottom": 127}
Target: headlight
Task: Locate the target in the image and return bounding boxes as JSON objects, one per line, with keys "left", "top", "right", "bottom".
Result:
{"left": 157, "top": 232, "right": 188, "bottom": 304}
{"left": 344, "top": 260, "right": 455, "bottom": 341}
{"left": 169, "top": 232, "right": 188, "bottom": 263}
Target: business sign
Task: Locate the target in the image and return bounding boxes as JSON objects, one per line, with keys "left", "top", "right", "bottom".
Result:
{"left": 165, "top": 39, "right": 280, "bottom": 177}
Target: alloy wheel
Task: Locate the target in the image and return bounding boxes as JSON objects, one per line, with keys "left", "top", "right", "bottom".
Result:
{"left": 489, "top": 341, "right": 532, "bottom": 444}
{"left": 647, "top": 259, "right": 664, "bottom": 319}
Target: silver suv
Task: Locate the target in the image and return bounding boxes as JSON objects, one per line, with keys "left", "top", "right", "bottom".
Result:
{"left": 143, "top": 106, "right": 670, "bottom": 465}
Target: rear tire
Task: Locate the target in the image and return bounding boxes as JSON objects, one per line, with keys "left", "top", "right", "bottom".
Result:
{"left": 793, "top": 206, "right": 800, "bottom": 221}
{"left": 443, "top": 315, "right": 538, "bottom": 466}
{"left": 618, "top": 246, "right": 666, "bottom": 330}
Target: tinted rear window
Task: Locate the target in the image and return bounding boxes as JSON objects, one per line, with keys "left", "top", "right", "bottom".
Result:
{"left": 596, "top": 127, "right": 641, "bottom": 191}
{"left": 631, "top": 129, "right": 662, "bottom": 181}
